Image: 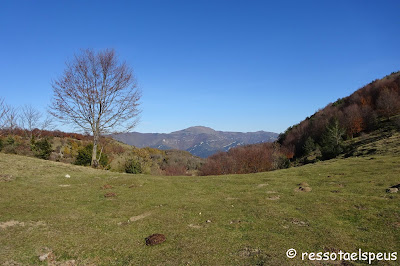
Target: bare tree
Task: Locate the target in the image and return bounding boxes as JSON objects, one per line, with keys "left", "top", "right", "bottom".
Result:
{"left": 0, "top": 98, "right": 8, "bottom": 130}
{"left": 20, "top": 105, "right": 54, "bottom": 140}
{"left": 377, "top": 88, "right": 400, "bottom": 120}
{"left": 50, "top": 49, "right": 141, "bottom": 167}
{"left": 3, "top": 105, "right": 19, "bottom": 135}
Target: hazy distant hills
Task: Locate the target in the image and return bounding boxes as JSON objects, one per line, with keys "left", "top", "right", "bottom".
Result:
{"left": 112, "top": 126, "right": 279, "bottom": 158}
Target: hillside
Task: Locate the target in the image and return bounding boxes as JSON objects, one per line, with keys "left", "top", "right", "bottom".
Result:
{"left": 200, "top": 71, "right": 400, "bottom": 175}
{"left": 0, "top": 149, "right": 399, "bottom": 264}
{"left": 0, "top": 132, "right": 203, "bottom": 176}
{"left": 113, "top": 126, "right": 278, "bottom": 158}
{"left": 279, "top": 71, "right": 400, "bottom": 160}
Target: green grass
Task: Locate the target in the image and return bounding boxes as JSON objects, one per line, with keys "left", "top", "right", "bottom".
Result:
{"left": 0, "top": 152, "right": 399, "bottom": 265}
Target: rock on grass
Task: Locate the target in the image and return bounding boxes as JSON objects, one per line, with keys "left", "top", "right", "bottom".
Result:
{"left": 145, "top": 234, "right": 166, "bottom": 246}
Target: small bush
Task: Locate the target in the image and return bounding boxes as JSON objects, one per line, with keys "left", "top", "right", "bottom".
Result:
{"left": 75, "top": 144, "right": 92, "bottom": 166}
{"left": 2, "top": 136, "right": 18, "bottom": 154}
{"left": 125, "top": 158, "right": 142, "bottom": 174}
{"left": 31, "top": 138, "right": 52, "bottom": 160}
{"left": 6, "top": 136, "right": 15, "bottom": 145}
{"left": 163, "top": 165, "right": 188, "bottom": 176}
{"left": 276, "top": 155, "right": 290, "bottom": 169}
{"left": 75, "top": 143, "right": 109, "bottom": 167}
{"left": 3, "top": 145, "right": 17, "bottom": 154}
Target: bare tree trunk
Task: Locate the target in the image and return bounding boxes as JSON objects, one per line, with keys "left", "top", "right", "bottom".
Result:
{"left": 91, "top": 133, "right": 99, "bottom": 168}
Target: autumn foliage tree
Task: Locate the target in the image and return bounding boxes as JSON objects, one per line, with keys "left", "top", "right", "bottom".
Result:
{"left": 377, "top": 87, "right": 400, "bottom": 120}
{"left": 341, "top": 104, "right": 364, "bottom": 138}
{"left": 50, "top": 49, "right": 141, "bottom": 167}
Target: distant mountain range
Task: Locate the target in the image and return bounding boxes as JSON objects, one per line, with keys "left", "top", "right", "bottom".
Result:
{"left": 112, "top": 126, "right": 279, "bottom": 158}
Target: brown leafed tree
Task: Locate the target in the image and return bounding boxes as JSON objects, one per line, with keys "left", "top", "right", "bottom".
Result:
{"left": 50, "top": 49, "right": 141, "bottom": 167}
{"left": 376, "top": 87, "right": 400, "bottom": 120}
{"left": 342, "top": 104, "right": 364, "bottom": 138}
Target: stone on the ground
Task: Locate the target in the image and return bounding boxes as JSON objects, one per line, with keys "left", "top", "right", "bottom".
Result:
{"left": 145, "top": 234, "right": 166, "bottom": 246}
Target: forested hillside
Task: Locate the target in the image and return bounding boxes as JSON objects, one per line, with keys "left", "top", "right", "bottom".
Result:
{"left": 200, "top": 71, "right": 400, "bottom": 175}
{"left": 278, "top": 71, "right": 400, "bottom": 159}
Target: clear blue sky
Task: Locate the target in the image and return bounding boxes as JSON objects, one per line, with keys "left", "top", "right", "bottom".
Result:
{"left": 1, "top": 0, "right": 399, "bottom": 134}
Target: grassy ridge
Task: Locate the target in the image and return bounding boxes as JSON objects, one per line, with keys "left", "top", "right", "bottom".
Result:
{"left": 0, "top": 152, "right": 399, "bottom": 265}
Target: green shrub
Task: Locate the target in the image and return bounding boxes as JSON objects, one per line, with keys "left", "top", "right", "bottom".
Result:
{"left": 3, "top": 136, "right": 18, "bottom": 154}
{"left": 75, "top": 144, "right": 92, "bottom": 166}
{"left": 125, "top": 158, "right": 142, "bottom": 174}
{"left": 75, "top": 143, "right": 109, "bottom": 167}
{"left": 0, "top": 138, "right": 3, "bottom": 151}
{"left": 276, "top": 155, "right": 290, "bottom": 169}
{"left": 302, "top": 137, "right": 316, "bottom": 156}
{"left": 332, "top": 97, "right": 345, "bottom": 107}
{"left": 31, "top": 138, "right": 52, "bottom": 160}
{"left": 6, "top": 136, "right": 15, "bottom": 145}
{"left": 320, "top": 119, "right": 345, "bottom": 160}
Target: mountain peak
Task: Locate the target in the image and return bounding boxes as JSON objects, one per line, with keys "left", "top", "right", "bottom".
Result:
{"left": 172, "top": 126, "right": 216, "bottom": 135}
{"left": 113, "top": 127, "right": 279, "bottom": 158}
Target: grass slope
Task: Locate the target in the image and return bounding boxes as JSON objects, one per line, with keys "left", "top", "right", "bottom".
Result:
{"left": 0, "top": 151, "right": 399, "bottom": 265}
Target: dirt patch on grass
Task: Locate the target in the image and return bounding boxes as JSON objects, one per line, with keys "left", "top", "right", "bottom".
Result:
{"left": 188, "top": 224, "right": 202, "bottom": 229}
{"left": 257, "top": 183, "right": 268, "bottom": 188}
{"left": 0, "top": 174, "right": 14, "bottom": 182}
{"left": 0, "top": 220, "right": 24, "bottom": 229}
{"left": 37, "top": 248, "right": 77, "bottom": 265}
{"left": 294, "top": 182, "right": 312, "bottom": 192}
{"left": 0, "top": 220, "right": 46, "bottom": 229}
{"left": 294, "top": 186, "right": 312, "bottom": 192}
{"left": 101, "top": 184, "right": 113, "bottom": 189}
{"left": 267, "top": 195, "right": 280, "bottom": 200}
{"left": 129, "top": 212, "right": 152, "bottom": 222}
{"left": 291, "top": 218, "right": 309, "bottom": 227}
{"left": 354, "top": 204, "right": 367, "bottom": 210}
{"left": 2, "top": 260, "right": 23, "bottom": 265}
{"left": 236, "top": 247, "right": 270, "bottom": 265}
{"left": 104, "top": 192, "right": 117, "bottom": 198}
{"left": 238, "top": 247, "right": 262, "bottom": 257}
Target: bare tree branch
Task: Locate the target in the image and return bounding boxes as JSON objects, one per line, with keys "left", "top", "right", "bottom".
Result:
{"left": 0, "top": 98, "right": 9, "bottom": 130}
{"left": 3, "top": 105, "right": 19, "bottom": 135}
{"left": 20, "top": 105, "right": 55, "bottom": 139}
{"left": 49, "top": 48, "right": 142, "bottom": 167}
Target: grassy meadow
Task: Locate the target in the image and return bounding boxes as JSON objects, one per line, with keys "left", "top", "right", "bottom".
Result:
{"left": 0, "top": 145, "right": 399, "bottom": 265}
